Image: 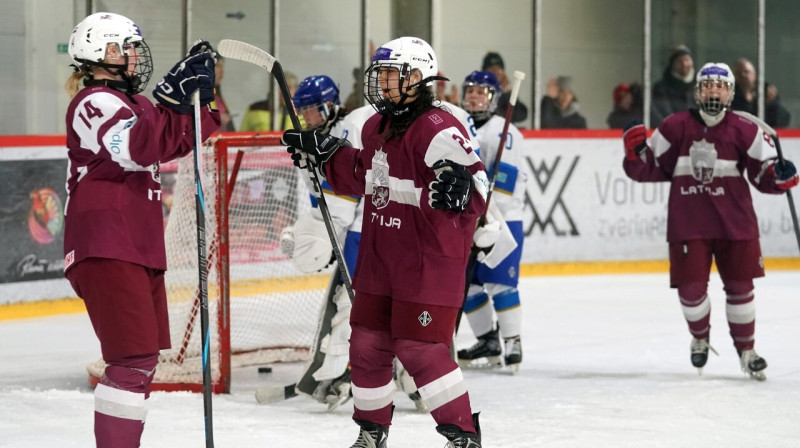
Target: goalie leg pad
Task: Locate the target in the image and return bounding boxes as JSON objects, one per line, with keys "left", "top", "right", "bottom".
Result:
{"left": 312, "top": 285, "right": 352, "bottom": 382}
{"left": 291, "top": 211, "right": 333, "bottom": 273}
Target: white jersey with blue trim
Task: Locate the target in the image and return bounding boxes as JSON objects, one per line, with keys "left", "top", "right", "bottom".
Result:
{"left": 475, "top": 114, "right": 526, "bottom": 222}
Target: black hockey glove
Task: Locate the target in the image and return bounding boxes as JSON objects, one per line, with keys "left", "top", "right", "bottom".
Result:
{"left": 153, "top": 52, "right": 216, "bottom": 114}
{"left": 282, "top": 130, "right": 349, "bottom": 169}
{"left": 428, "top": 160, "right": 473, "bottom": 212}
{"left": 187, "top": 39, "right": 215, "bottom": 57}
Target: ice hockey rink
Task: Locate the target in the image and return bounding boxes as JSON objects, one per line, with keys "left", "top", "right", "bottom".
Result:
{"left": 2, "top": 271, "right": 799, "bottom": 447}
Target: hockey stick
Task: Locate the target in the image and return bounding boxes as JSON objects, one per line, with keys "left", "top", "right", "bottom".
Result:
{"left": 732, "top": 110, "right": 800, "bottom": 253}
{"left": 255, "top": 270, "right": 343, "bottom": 405}
{"left": 218, "top": 39, "right": 355, "bottom": 300}
{"left": 255, "top": 382, "right": 298, "bottom": 405}
{"left": 192, "top": 91, "right": 215, "bottom": 447}
{"left": 456, "top": 71, "right": 526, "bottom": 334}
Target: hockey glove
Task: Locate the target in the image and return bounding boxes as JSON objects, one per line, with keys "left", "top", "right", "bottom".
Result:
{"left": 768, "top": 159, "right": 799, "bottom": 191}
{"left": 187, "top": 39, "right": 215, "bottom": 57}
{"left": 282, "top": 130, "right": 349, "bottom": 169}
{"left": 153, "top": 52, "right": 216, "bottom": 114}
{"left": 428, "top": 160, "right": 472, "bottom": 212}
{"left": 623, "top": 120, "right": 647, "bottom": 161}
{"left": 473, "top": 220, "right": 502, "bottom": 250}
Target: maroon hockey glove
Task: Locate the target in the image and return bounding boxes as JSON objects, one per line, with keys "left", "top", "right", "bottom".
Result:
{"left": 623, "top": 120, "right": 647, "bottom": 161}
{"left": 768, "top": 159, "right": 799, "bottom": 191}
{"left": 429, "top": 160, "right": 472, "bottom": 212}
{"left": 281, "top": 130, "right": 349, "bottom": 169}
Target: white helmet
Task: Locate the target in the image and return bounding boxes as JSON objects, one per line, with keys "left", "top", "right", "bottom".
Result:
{"left": 69, "top": 12, "right": 153, "bottom": 93}
{"left": 694, "top": 62, "right": 735, "bottom": 115}
{"left": 364, "top": 36, "right": 438, "bottom": 115}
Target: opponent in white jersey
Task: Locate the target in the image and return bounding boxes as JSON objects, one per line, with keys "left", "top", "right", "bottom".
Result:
{"left": 457, "top": 71, "right": 527, "bottom": 373}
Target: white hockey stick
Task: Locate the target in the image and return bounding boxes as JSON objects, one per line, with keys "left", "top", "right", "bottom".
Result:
{"left": 733, "top": 110, "right": 800, "bottom": 252}
{"left": 217, "top": 39, "right": 355, "bottom": 300}
{"left": 255, "top": 382, "right": 298, "bottom": 404}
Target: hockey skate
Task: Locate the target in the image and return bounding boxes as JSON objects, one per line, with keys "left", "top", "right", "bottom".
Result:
{"left": 503, "top": 335, "right": 522, "bottom": 374}
{"left": 435, "top": 412, "right": 481, "bottom": 448}
{"left": 457, "top": 327, "right": 502, "bottom": 370}
{"left": 738, "top": 349, "right": 767, "bottom": 381}
{"left": 312, "top": 367, "right": 352, "bottom": 411}
{"left": 350, "top": 419, "right": 388, "bottom": 448}
{"left": 689, "top": 337, "right": 718, "bottom": 375}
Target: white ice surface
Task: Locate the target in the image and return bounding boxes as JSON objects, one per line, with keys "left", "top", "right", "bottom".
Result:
{"left": 2, "top": 272, "right": 799, "bottom": 447}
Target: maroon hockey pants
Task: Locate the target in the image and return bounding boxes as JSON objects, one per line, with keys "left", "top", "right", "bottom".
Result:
{"left": 350, "top": 323, "right": 476, "bottom": 433}
{"left": 67, "top": 258, "right": 169, "bottom": 447}
{"left": 670, "top": 239, "right": 762, "bottom": 351}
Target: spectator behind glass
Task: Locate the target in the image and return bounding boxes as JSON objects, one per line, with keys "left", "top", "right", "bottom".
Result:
{"left": 214, "top": 55, "right": 235, "bottom": 132}
{"left": 344, "top": 67, "right": 364, "bottom": 111}
{"left": 239, "top": 71, "right": 299, "bottom": 131}
{"left": 540, "top": 76, "right": 587, "bottom": 129}
{"left": 651, "top": 45, "right": 695, "bottom": 127}
{"left": 731, "top": 58, "right": 791, "bottom": 128}
{"left": 481, "top": 51, "right": 529, "bottom": 125}
{"left": 607, "top": 82, "right": 643, "bottom": 129}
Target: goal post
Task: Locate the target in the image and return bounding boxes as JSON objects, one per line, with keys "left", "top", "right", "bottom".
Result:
{"left": 87, "top": 133, "right": 328, "bottom": 393}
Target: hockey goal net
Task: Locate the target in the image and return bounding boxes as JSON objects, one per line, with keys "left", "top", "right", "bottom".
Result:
{"left": 87, "top": 134, "right": 328, "bottom": 393}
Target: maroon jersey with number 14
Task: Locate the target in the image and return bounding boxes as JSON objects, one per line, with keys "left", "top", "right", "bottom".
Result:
{"left": 64, "top": 85, "right": 220, "bottom": 272}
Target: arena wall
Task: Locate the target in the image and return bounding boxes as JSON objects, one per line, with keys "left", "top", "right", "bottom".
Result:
{"left": 2, "top": 131, "right": 798, "bottom": 311}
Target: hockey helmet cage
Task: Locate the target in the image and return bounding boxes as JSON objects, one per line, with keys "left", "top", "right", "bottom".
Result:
{"left": 364, "top": 36, "right": 438, "bottom": 115}
{"left": 69, "top": 12, "right": 153, "bottom": 93}
{"left": 694, "top": 62, "right": 735, "bottom": 115}
{"left": 461, "top": 70, "right": 503, "bottom": 120}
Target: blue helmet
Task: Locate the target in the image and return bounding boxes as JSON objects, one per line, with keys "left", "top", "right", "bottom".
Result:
{"left": 292, "top": 75, "right": 340, "bottom": 130}
{"left": 461, "top": 70, "right": 502, "bottom": 120}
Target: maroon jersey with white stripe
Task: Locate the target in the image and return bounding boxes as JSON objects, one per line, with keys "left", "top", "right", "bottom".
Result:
{"left": 64, "top": 85, "right": 220, "bottom": 271}
{"left": 624, "top": 110, "right": 782, "bottom": 242}
{"left": 324, "top": 109, "right": 488, "bottom": 307}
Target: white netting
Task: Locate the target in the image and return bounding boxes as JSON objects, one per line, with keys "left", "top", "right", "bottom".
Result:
{"left": 87, "top": 135, "right": 328, "bottom": 391}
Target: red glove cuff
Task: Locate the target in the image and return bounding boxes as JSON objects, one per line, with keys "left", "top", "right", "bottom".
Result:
{"left": 623, "top": 125, "right": 647, "bottom": 161}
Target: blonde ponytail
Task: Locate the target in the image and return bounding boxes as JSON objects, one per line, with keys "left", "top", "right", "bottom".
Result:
{"left": 65, "top": 71, "right": 87, "bottom": 98}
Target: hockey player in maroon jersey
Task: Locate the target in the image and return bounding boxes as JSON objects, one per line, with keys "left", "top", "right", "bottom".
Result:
{"left": 283, "top": 37, "right": 488, "bottom": 447}
{"left": 63, "top": 12, "right": 219, "bottom": 448}
{"left": 622, "top": 62, "right": 799, "bottom": 381}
